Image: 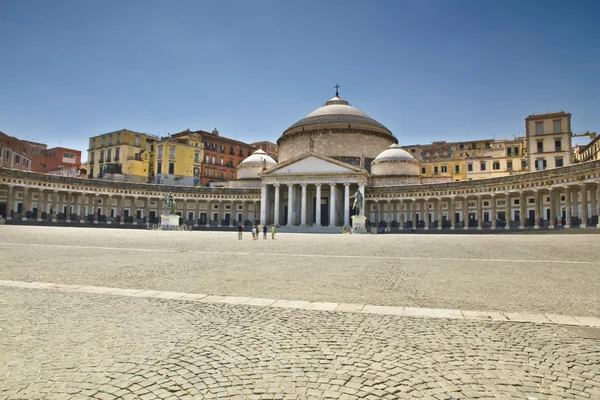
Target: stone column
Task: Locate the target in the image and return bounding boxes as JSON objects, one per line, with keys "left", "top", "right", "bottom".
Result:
{"left": 423, "top": 198, "right": 430, "bottom": 230}
{"left": 287, "top": 184, "right": 293, "bottom": 226}
{"left": 437, "top": 198, "right": 443, "bottom": 230}
{"left": 52, "top": 190, "right": 59, "bottom": 222}
{"left": 505, "top": 192, "right": 511, "bottom": 230}
{"left": 300, "top": 183, "right": 307, "bottom": 226}
{"left": 104, "top": 195, "right": 112, "bottom": 224}
{"left": 329, "top": 183, "right": 337, "bottom": 226}
{"left": 79, "top": 194, "right": 86, "bottom": 223}
{"left": 476, "top": 195, "right": 483, "bottom": 230}
{"left": 274, "top": 184, "right": 281, "bottom": 226}
{"left": 66, "top": 192, "right": 72, "bottom": 222}
{"left": 260, "top": 184, "right": 267, "bottom": 226}
{"left": 91, "top": 195, "right": 98, "bottom": 223}
{"left": 564, "top": 187, "right": 571, "bottom": 229}
{"left": 388, "top": 200, "right": 393, "bottom": 228}
{"left": 462, "top": 196, "right": 469, "bottom": 230}
{"left": 399, "top": 200, "right": 404, "bottom": 230}
{"left": 206, "top": 200, "right": 212, "bottom": 227}
{"left": 132, "top": 196, "right": 139, "bottom": 225}
{"left": 146, "top": 197, "right": 152, "bottom": 224}
{"left": 580, "top": 185, "right": 588, "bottom": 228}
{"left": 590, "top": 184, "right": 597, "bottom": 222}
{"left": 21, "top": 188, "right": 30, "bottom": 221}
{"left": 343, "top": 183, "right": 350, "bottom": 227}
{"left": 571, "top": 189, "right": 579, "bottom": 226}
{"left": 533, "top": 190, "right": 541, "bottom": 229}
{"left": 411, "top": 199, "right": 417, "bottom": 229}
{"left": 519, "top": 191, "right": 526, "bottom": 229}
{"left": 6, "top": 186, "right": 14, "bottom": 220}
{"left": 37, "top": 189, "right": 45, "bottom": 221}
{"left": 449, "top": 197, "right": 455, "bottom": 230}
{"left": 315, "top": 184, "right": 322, "bottom": 226}
{"left": 216, "top": 200, "right": 223, "bottom": 227}
{"left": 241, "top": 200, "right": 247, "bottom": 226}
{"left": 490, "top": 194, "right": 497, "bottom": 230}
{"left": 548, "top": 189, "right": 556, "bottom": 229}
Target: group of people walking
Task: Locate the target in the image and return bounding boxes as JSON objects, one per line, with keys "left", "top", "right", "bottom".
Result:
{"left": 237, "top": 224, "right": 276, "bottom": 240}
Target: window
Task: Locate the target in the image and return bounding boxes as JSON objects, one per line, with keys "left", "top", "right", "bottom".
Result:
{"left": 220, "top": 170, "right": 226, "bottom": 179}
{"left": 467, "top": 163, "right": 473, "bottom": 172}
{"left": 537, "top": 141, "right": 544, "bottom": 152}
{"left": 168, "top": 162, "right": 175, "bottom": 174}
{"left": 116, "top": 133, "right": 121, "bottom": 144}
{"left": 107, "top": 149, "right": 112, "bottom": 161}
{"left": 535, "top": 159, "right": 547, "bottom": 171}
{"left": 205, "top": 155, "right": 210, "bottom": 163}
{"left": 212, "top": 143, "right": 216, "bottom": 150}
{"left": 459, "top": 144, "right": 465, "bottom": 150}
{"left": 212, "top": 169, "right": 216, "bottom": 178}
{"left": 169, "top": 146, "right": 175, "bottom": 158}
{"left": 493, "top": 161, "right": 500, "bottom": 170}
{"left": 229, "top": 146, "right": 234, "bottom": 154}
{"left": 194, "top": 152, "right": 199, "bottom": 163}
{"left": 555, "top": 157, "right": 564, "bottom": 167}
{"left": 507, "top": 161, "right": 513, "bottom": 170}
{"left": 101, "top": 137, "right": 105, "bottom": 147}
{"left": 507, "top": 147, "right": 512, "bottom": 156}
{"left": 158, "top": 145, "right": 163, "bottom": 159}
{"left": 193, "top": 167, "right": 200, "bottom": 177}
{"left": 521, "top": 160, "right": 527, "bottom": 169}
{"left": 230, "top": 172, "right": 235, "bottom": 179}
{"left": 536, "top": 122, "right": 544, "bottom": 135}
{"left": 64, "top": 152, "right": 76, "bottom": 159}
{"left": 553, "top": 120, "right": 561, "bottom": 133}
{"left": 157, "top": 162, "right": 162, "bottom": 174}
{"left": 212, "top": 156, "right": 215, "bottom": 164}
{"left": 89, "top": 152, "right": 95, "bottom": 163}
{"left": 433, "top": 166, "right": 439, "bottom": 175}
{"left": 485, "top": 142, "right": 491, "bottom": 148}
{"left": 99, "top": 151, "right": 104, "bottom": 162}
{"left": 454, "top": 164, "right": 460, "bottom": 173}
{"left": 239, "top": 149, "right": 243, "bottom": 156}
{"left": 220, "top": 157, "right": 224, "bottom": 166}
{"left": 91, "top": 140, "right": 96, "bottom": 150}
{"left": 220, "top": 144, "right": 225, "bottom": 152}
{"left": 108, "top": 136, "right": 112, "bottom": 146}
{"left": 480, "top": 162, "right": 486, "bottom": 171}
{"left": 134, "top": 135, "right": 141, "bottom": 146}
{"left": 421, "top": 167, "right": 426, "bottom": 174}
{"left": 441, "top": 165, "right": 447, "bottom": 173}
{"left": 115, "top": 148, "right": 120, "bottom": 161}
{"left": 555, "top": 139, "right": 562, "bottom": 151}
{"left": 514, "top": 146, "right": 519, "bottom": 155}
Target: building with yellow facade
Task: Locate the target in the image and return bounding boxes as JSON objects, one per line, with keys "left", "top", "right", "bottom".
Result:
{"left": 153, "top": 130, "right": 204, "bottom": 186}
{"left": 525, "top": 111, "right": 572, "bottom": 171}
{"left": 87, "top": 129, "right": 158, "bottom": 182}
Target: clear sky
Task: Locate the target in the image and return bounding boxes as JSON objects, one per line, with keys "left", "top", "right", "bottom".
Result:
{"left": 1, "top": 0, "right": 598, "bottom": 160}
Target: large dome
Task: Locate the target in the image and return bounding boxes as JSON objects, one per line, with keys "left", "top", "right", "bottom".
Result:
{"left": 236, "top": 149, "right": 277, "bottom": 180}
{"left": 371, "top": 144, "right": 420, "bottom": 177}
{"left": 372, "top": 144, "right": 417, "bottom": 163}
{"left": 277, "top": 91, "right": 397, "bottom": 163}
{"left": 286, "top": 96, "right": 389, "bottom": 131}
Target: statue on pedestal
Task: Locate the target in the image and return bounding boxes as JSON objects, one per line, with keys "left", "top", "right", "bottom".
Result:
{"left": 349, "top": 189, "right": 364, "bottom": 216}
{"left": 162, "top": 192, "right": 176, "bottom": 215}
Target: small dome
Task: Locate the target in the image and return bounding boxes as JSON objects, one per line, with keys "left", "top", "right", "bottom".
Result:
{"left": 372, "top": 144, "right": 417, "bottom": 163}
{"left": 238, "top": 149, "right": 277, "bottom": 168}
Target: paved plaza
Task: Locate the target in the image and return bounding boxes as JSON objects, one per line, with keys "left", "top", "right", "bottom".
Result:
{"left": 0, "top": 226, "right": 599, "bottom": 399}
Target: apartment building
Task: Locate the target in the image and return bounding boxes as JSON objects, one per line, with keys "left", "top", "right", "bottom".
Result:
{"left": 0, "top": 131, "right": 33, "bottom": 171}
{"left": 525, "top": 111, "right": 572, "bottom": 171}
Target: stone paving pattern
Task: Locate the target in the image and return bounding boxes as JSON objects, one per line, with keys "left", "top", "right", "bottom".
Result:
{"left": 0, "top": 226, "right": 599, "bottom": 316}
{"left": 0, "top": 226, "right": 600, "bottom": 399}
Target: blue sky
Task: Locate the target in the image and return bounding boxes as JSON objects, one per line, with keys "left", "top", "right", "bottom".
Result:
{"left": 1, "top": 0, "right": 598, "bottom": 159}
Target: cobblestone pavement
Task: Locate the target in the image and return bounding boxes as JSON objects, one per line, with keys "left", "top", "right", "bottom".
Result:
{"left": 0, "top": 226, "right": 599, "bottom": 316}
{"left": 1, "top": 286, "right": 599, "bottom": 400}
{"left": 0, "top": 226, "right": 599, "bottom": 399}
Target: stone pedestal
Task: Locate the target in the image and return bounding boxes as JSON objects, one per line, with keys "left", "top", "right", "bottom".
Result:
{"left": 160, "top": 215, "right": 180, "bottom": 230}
{"left": 351, "top": 215, "right": 367, "bottom": 234}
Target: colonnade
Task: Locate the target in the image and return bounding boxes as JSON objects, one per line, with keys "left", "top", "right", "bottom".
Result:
{"left": 367, "top": 183, "right": 600, "bottom": 230}
{"left": 0, "top": 186, "right": 261, "bottom": 228}
{"left": 259, "top": 182, "right": 365, "bottom": 227}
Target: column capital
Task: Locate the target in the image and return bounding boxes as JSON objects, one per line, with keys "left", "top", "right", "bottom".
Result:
{"left": 274, "top": 183, "right": 280, "bottom": 188}
{"left": 343, "top": 183, "right": 350, "bottom": 187}
{"left": 329, "top": 183, "right": 336, "bottom": 187}
{"left": 300, "top": 183, "right": 307, "bottom": 187}
{"left": 315, "top": 183, "right": 322, "bottom": 187}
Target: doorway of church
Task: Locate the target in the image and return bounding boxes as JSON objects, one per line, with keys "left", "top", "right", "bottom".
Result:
{"left": 312, "top": 197, "right": 329, "bottom": 226}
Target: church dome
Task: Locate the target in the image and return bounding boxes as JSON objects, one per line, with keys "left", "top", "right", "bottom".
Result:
{"left": 371, "top": 144, "right": 420, "bottom": 176}
{"left": 277, "top": 90, "right": 397, "bottom": 164}
{"left": 285, "top": 96, "right": 390, "bottom": 131}
{"left": 236, "top": 149, "right": 277, "bottom": 179}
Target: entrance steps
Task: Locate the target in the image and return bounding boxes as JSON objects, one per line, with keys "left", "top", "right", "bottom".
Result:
{"left": 275, "top": 225, "right": 341, "bottom": 234}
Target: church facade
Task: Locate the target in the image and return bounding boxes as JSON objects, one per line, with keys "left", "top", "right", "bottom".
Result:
{"left": 1, "top": 92, "right": 600, "bottom": 231}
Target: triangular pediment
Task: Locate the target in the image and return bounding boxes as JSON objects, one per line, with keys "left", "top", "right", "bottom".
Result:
{"left": 263, "top": 154, "right": 362, "bottom": 176}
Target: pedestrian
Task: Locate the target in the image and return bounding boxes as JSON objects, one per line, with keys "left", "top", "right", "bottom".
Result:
{"left": 237, "top": 224, "right": 243, "bottom": 240}
{"left": 251, "top": 225, "right": 256, "bottom": 240}
{"left": 271, "top": 224, "right": 276, "bottom": 239}
{"left": 262, "top": 224, "right": 267, "bottom": 239}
